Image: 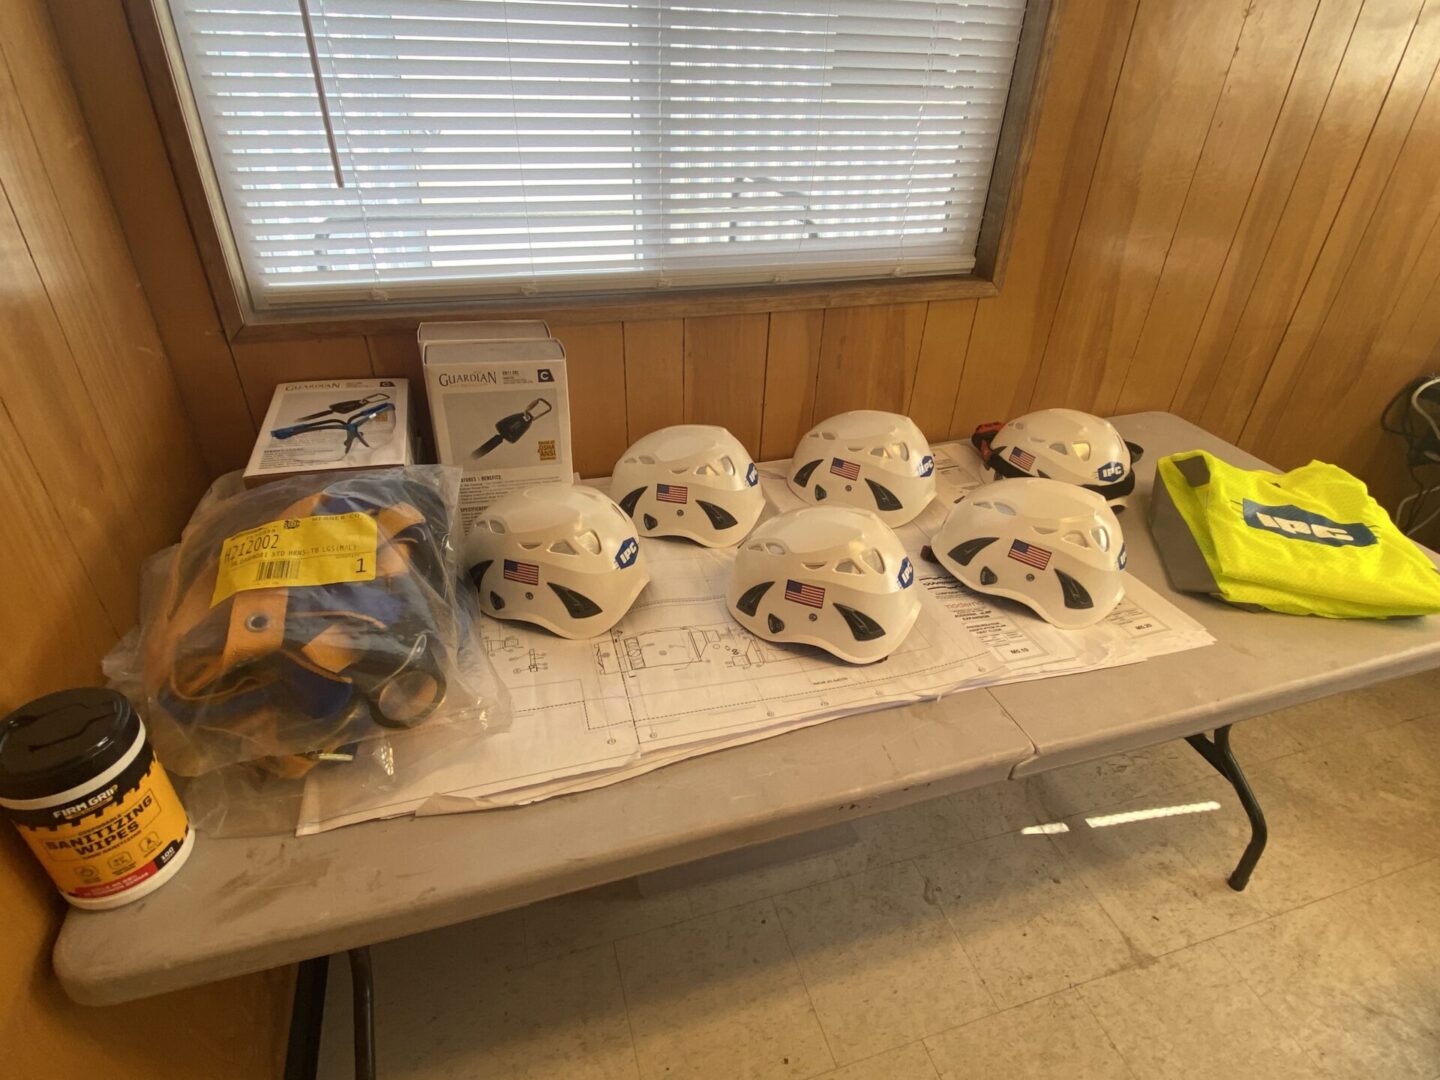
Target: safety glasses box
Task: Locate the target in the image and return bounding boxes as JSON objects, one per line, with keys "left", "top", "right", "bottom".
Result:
{"left": 420, "top": 329, "right": 573, "bottom": 543}
{"left": 244, "top": 378, "right": 412, "bottom": 487}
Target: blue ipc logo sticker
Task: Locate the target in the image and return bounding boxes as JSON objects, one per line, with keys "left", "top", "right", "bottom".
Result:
{"left": 615, "top": 537, "right": 640, "bottom": 568}
{"left": 1241, "top": 500, "right": 1376, "bottom": 547}
{"left": 898, "top": 557, "right": 914, "bottom": 588}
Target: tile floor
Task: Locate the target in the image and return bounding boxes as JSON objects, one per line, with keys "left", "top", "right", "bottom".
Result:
{"left": 317, "top": 669, "right": 1440, "bottom": 1079}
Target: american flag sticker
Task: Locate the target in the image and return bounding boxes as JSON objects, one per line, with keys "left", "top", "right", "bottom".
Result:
{"left": 830, "top": 458, "right": 860, "bottom": 480}
{"left": 1007, "top": 539, "right": 1051, "bottom": 570}
{"left": 503, "top": 559, "right": 540, "bottom": 584}
{"left": 784, "top": 579, "right": 825, "bottom": 607}
{"left": 1009, "top": 446, "right": 1036, "bottom": 471}
{"left": 656, "top": 483, "right": 688, "bottom": 504}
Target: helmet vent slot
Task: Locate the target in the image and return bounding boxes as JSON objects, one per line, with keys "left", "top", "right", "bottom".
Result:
{"left": 519, "top": 540, "right": 542, "bottom": 550}
{"left": 720, "top": 455, "right": 736, "bottom": 476}
{"left": 993, "top": 501, "right": 1017, "bottom": 516}
{"left": 792, "top": 459, "right": 822, "bottom": 487}
{"left": 860, "top": 548, "right": 885, "bottom": 573}
{"left": 895, "top": 442, "right": 911, "bottom": 461}
{"left": 765, "top": 542, "right": 788, "bottom": 556}
{"left": 802, "top": 561, "right": 827, "bottom": 571}
{"left": 548, "top": 582, "right": 603, "bottom": 620}
{"left": 835, "top": 603, "right": 886, "bottom": 642}
{"left": 488, "top": 520, "right": 506, "bottom": 534}
{"left": 1034, "top": 525, "right": 1057, "bottom": 535}
{"left": 578, "top": 530, "right": 602, "bottom": 555}
{"left": 819, "top": 431, "right": 836, "bottom": 441}
{"left": 1063, "top": 531, "right": 1089, "bottom": 548}
{"left": 1091, "top": 527, "right": 1111, "bottom": 551}
{"left": 865, "top": 478, "right": 902, "bottom": 512}
{"left": 639, "top": 455, "right": 657, "bottom": 465}
{"left": 694, "top": 463, "right": 717, "bottom": 476}
{"left": 1050, "top": 442, "right": 1069, "bottom": 455}
{"left": 834, "top": 559, "right": 863, "bottom": 575}
{"left": 869, "top": 447, "right": 887, "bottom": 458}
{"left": 1074, "top": 441, "right": 1092, "bottom": 461}
{"left": 1056, "top": 568, "right": 1094, "bottom": 610}
{"left": 946, "top": 537, "right": 996, "bottom": 566}
{"left": 734, "top": 580, "right": 774, "bottom": 617}
{"left": 698, "top": 500, "right": 739, "bottom": 530}
{"left": 549, "top": 539, "right": 578, "bottom": 555}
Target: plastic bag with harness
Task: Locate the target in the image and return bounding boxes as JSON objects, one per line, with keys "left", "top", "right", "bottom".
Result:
{"left": 122, "top": 467, "right": 506, "bottom": 781}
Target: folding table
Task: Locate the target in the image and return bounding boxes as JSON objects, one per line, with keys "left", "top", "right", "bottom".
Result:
{"left": 54, "top": 412, "right": 1440, "bottom": 1080}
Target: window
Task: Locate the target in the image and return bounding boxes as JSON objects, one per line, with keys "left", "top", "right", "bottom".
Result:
{"left": 158, "top": 0, "right": 1035, "bottom": 312}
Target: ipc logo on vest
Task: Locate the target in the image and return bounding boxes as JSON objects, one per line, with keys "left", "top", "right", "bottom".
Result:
{"left": 1241, "top": 500, "right": 1377, "bottom": 548}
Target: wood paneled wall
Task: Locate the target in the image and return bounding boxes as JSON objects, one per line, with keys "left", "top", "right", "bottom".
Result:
{"left": 54, "top": 0, "right": 1440, "bottom": 500}
{"left": 0, "top": 3, "right": 291, "bottom": 1077}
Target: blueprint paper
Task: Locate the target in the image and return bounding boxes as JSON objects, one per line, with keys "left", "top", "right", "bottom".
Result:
{"left": 299, "top": 526, "right": 1001, "bottom": 832}
{"left": 298, "top": 446, "right": 1213, "bottom": 833}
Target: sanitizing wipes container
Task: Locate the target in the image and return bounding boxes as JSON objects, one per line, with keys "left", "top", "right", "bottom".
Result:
{"left": 0, "top": 689, "right": 193, "bottom": 909}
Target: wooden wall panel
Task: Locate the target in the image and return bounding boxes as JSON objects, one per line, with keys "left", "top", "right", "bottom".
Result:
{"left": 1031, "top": 0, "right": 1249, "bottom": 415}
{"left": 684, "top": 313, "right": 770, "bottom": 457}
{"left": 1241, "top": 4, "right": 1440, "bottom": 451}
{"left": 1243, "top": 57, "right": 1440, "bottom": 480}
{"left": 907, "top": 299, "right": 976, "bottom": 442}
{"left": 1116, "top": 0, "right": 1325, "bottom": 414}
{"left": 0, "top": 1, "right": 291, "bottom": 1075}
{"left": 47, "top": 0, "right": 255, "bottom": 473}
{"left": 1180, "top": 0, "right": 1428, "bottom": 440}
{"left": 230, "top": 337, "right": 375, "bottom": 422}
{"left": 623, "top": 318, "right": 685, "bottom": 442}
{"left": 555, "top": 321, "right": 629, "bottom": 477}
{"left": 813, "top": 303, "right": 928, "bottom": 420}
{"left": 951, "top": 0, "right": 1141, "bottom": 435}
{"left": 51, "top": 0, "right": 1440, "bottom": 523}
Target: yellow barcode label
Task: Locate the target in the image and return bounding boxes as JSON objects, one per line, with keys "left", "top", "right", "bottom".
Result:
{"left": 211, "top": 512, "right": 379, "bottom": 607}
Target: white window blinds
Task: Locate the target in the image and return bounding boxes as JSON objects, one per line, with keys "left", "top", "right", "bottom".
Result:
{"left": 163, "top": 0, "right": 1029, "bottom": 308}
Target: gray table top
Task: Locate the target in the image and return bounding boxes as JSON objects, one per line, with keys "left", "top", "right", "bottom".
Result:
{"left": 55, "top": 412, "right": 1440, "bottom": 1006}
{"left": 996, "top": 413, "right": 1440, "bottom": 775}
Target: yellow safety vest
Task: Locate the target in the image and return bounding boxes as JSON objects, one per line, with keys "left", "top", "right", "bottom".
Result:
{"left": 1157, "top": 451, "right": 1440, "bottom": 618}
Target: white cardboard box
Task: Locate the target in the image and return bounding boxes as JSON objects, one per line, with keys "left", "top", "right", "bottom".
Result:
{"left": 420, "top": 324, "right": 573, "bottom": 548}
{"left": 244, "top": 378, "right": 412, "bottom": 486}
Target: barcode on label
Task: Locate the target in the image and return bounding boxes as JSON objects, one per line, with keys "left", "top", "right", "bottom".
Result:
{"left": 255, "top": 558, "right": 300, "bottom": 582}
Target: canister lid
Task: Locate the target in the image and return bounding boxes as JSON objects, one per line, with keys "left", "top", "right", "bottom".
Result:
{"left": 0, "top": 689, "right": 142, "bottom": 801}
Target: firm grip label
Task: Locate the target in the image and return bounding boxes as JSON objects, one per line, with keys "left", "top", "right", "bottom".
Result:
{"left": 14, "top": 751, "right": 190, "bottom": 903}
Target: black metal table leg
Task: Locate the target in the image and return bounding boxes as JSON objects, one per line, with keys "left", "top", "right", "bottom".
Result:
{"left": 284, "top": 955, "right": 330, "bottom": 1080}
{"left": 348, "top": 947, "right": 377, "bottom": 1080}
{"left": 283, "top": 949, "right": 377, "bottom": 1080}
{"left": 1185, "top": 724, "right": 1269, "bottom": 891}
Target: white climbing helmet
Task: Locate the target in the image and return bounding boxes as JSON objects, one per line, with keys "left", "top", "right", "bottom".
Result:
{"left": 727, "top": 506, "right": 921, "bottom": 664}
{"left": 611, "top": 425, "right": 765, "bottom": 547}
{"left": 468, "top": 485, "right": 649, "bottom": 639}
{"left": 933, "top": 477, "right": 1127, "bottom": 629}
{"left": 973, "top": 408, "right": 1143, "bottom": 499}
{"left": 787, "top": 410, "right": 936, "bottom": 526}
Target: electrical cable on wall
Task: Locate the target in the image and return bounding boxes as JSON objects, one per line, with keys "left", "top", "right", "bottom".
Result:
{"left": 1382, "top": 375, "right": 1440, "bottom": 536}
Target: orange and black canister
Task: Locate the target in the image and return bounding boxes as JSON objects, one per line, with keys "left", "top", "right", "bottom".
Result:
{"left": 0, "top": 688, "right": 193, "bottom": 910}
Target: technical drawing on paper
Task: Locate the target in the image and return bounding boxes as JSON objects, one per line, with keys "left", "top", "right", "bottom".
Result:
{"left": 594, "top": 623, "right": 788, "bottom": 676}
{"left": 482, "top": 633, "right": 549, "bottom": 676}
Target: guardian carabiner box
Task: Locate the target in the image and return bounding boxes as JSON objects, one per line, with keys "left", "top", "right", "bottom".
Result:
{"left": 419, "top": 321, "right": 573, "bottom": 557}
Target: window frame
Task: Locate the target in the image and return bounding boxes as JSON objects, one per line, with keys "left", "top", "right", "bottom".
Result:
{"left": 128, "top": 0, "right": 1056, "bottom": 342}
